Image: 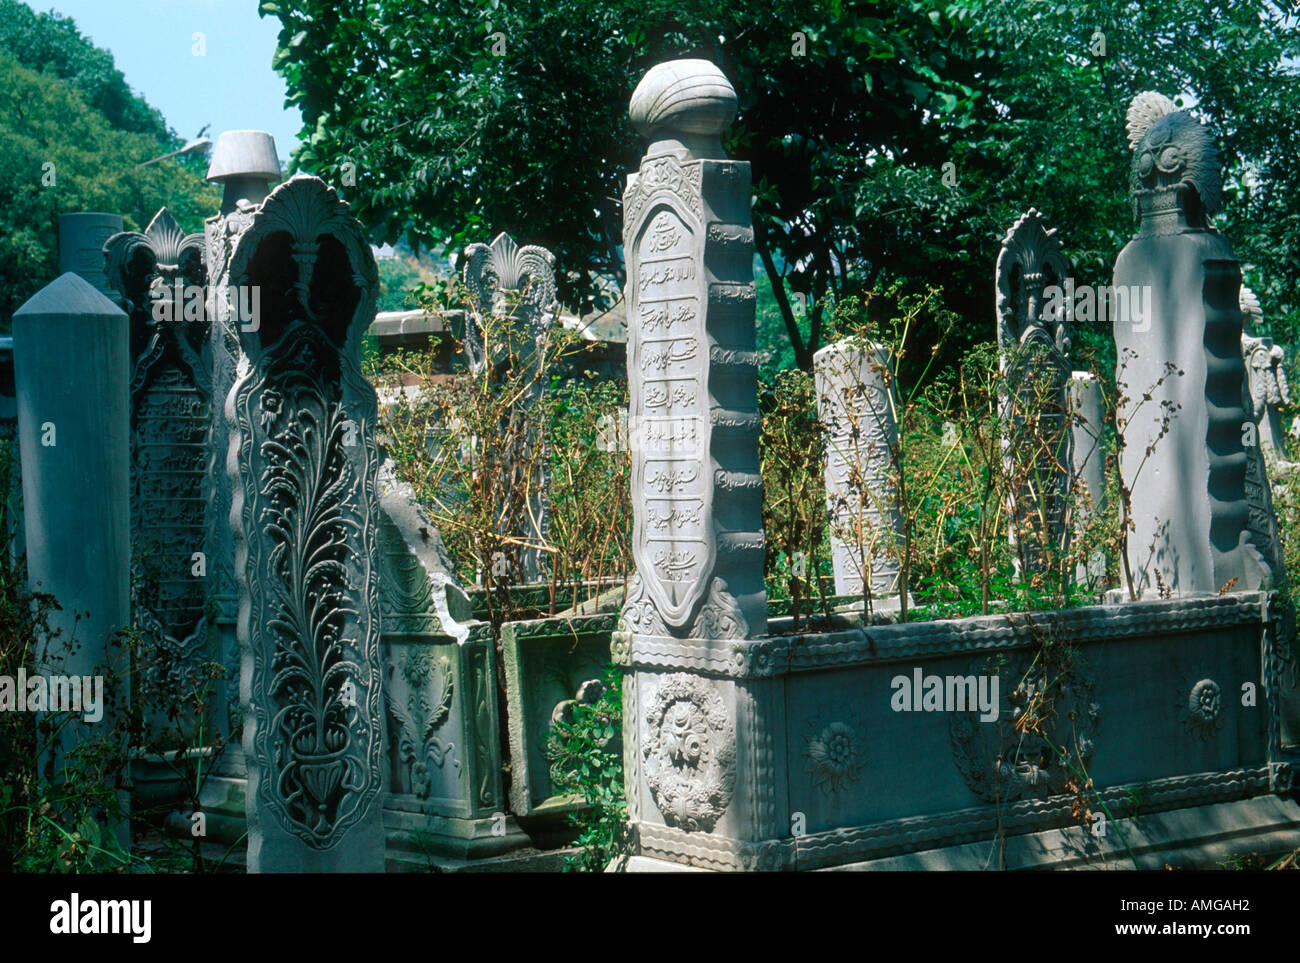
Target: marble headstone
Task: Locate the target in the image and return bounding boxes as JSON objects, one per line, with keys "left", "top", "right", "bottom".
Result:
{"left": 462, "top": 232, "right": 557, "bottom": 583}
{"left": 226, "top": 175, "right": 383, "bottom": 872}
{"left": 103, "top": 209, "right": 211, "bottom": 720}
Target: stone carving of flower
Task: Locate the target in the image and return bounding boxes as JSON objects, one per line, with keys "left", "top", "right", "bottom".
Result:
{"left": 807, "top": 721, "right": 862, "bottom": 795}
{"left": 260, "top": 390, "right": 284, "bottom": 432}
{"left": 1185, "top": 679, "right": 1222, "bottom": 735}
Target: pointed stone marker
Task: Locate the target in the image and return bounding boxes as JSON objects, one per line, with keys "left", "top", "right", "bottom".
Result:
{"left": 13, "top": 272, "right": 130, "bottom": 847}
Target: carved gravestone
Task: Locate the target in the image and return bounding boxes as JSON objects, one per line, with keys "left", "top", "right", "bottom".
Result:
{"left": 995, "top": 208, "right": 1072, "bottom": 577}
{"left": 375, "top": 465, "right": 529, "bottom": 862}
{"left": 1114, "top": 93, "right": 1270, "bottom": 597}
{"left": 226, "top": 175, "right": 384, "bottom": 872}
{"left": 1240, "top": 286, "right": 1291, "bottom": 467}
{"left": 616, "top": 60, "right": 781, "bottom": 870}
{"left": 462, "top": 232, "right": 557, "bottom": 583}
{"left": 813, "top": 339, "right": 904, "bottom": 601}
{"left": 204, "top": 130, "right": 280, "bottom": 744}
{"left": 103, "top": 210, "right": 211, "bottom": 722}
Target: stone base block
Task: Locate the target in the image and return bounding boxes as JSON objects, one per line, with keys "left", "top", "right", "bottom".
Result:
{"left": 616, "top": 796, "right": 1300, "bottom": 871}
{"left": 383, "top": 805, "right": 531, "bottom": 868}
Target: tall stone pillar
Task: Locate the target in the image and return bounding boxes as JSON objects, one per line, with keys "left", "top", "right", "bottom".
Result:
{"left": 1068, "top": 371, "right": 1106, "bottom": 586}
{"left": 227, "top": 175, "right": 383, "bottom": 872}
{"left": 813, "top": 339, "right": 904, "bottom": 604}
{"left": 204, "top": 131, "right": 279, "bottom": 761}
{"left": 615, "top": 60, "right": 780, "bottom": 870}
{"left": 104, "top": 209, "right": 211, "bottom": 732}
{"left": 13, "top": 273, "right": 130, "bottom": 844}
{"left": 1114, "top": 93, "right": 1269, "bottom": 598}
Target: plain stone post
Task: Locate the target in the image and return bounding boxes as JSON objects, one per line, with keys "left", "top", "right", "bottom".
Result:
{"left": 58, "top": 213, "right": 124, "bottom": 296}
{"left": 0, "top": 335, "right": 22, "bottom": 563}
{"left": 204, "top": 130, "right": 279, "bottom": 766}
{"left": 1069, "top": 371, "right": 1106, "bottom": 586}
{"left": 813, "top": 339, "right": 905, "bottom": 605}
{"left": 13, "top": 272, "right": 130, "bottom": 844}
{"left": 616, "top": 60, "right": 782, "bottom": 870}
{"left": 227, "top": 175, "right": 383, "bottom": 872}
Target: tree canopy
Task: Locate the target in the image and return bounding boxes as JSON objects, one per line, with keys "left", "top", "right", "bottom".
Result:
{"left": 0, "top": 2, "right": 219, "bottom": 323}
{"left": 265, "top": 0, "right": 1300, "bottom": 371}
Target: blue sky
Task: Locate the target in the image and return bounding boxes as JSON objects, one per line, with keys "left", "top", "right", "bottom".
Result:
{"left": 35, "top": 0, "right": 302, "bottom": 163}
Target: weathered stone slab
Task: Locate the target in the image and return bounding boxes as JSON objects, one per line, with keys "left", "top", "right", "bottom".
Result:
{"left": 814, "top": 339, "right": 904, "bottom": 600}
{"left": 381, "top": 624, "right": 526, "bottom": 864}
{"left": 502, "top": 614, "right": 615, "bottom": 817}
{"left": 205, "top": 131, "right": 280, "bottom": 751}
{"left": 463, "top": 232, "right": 557, "bottom": 584}
{"left": 59, "top": 212, "right": 124, "bottom": 296}
{"left": 227, "top": 174, "right": 384, "bottom": 872}
{"left": 1069, "top": 371, "right": 1106, "bottom": 586}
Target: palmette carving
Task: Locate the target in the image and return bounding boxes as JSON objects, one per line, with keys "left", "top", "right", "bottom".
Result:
{"left": 385, "top": 651, "right": 458, "bottom": 798}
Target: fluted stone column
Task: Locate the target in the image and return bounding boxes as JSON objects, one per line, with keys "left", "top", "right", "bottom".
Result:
{"left": 615, "top": 60, "right": 782, "bottom": 871}
{"left": 1114, "top": 93, "right": 1272, "bottom": 598}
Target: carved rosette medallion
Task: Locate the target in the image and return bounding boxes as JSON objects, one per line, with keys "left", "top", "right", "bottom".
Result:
{"left": 103, "top": 209, "right": 211, "bottom": 687}
{"left": 228, "top": 176, "right": 383, "bottom": 855}
{"left": 642, "top": 673, "right": 736, "bottom": 831}
{"left": 949, "top": 655, "right": 1100, "bottom": 804}
{"left": 805, "top": 719, "right": 864, "bottom": 795}
{"left": 1182, "top": 678, "right": 1224, "bottom": 738}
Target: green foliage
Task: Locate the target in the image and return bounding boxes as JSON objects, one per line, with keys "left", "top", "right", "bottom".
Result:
{"left": 758, "top": 367, "right": 829, "bottom": 627}
{"left": 266, "top": 0, "right": 1300, "bottom": 375}
{"left": 545, "top": 665, "right": 626, "bottom": 872}
{"left": 0, "top": 8, "right": 220, "bottom": 323}
{"left": 0, "top": 0, "right": 170, "bottom": 140}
